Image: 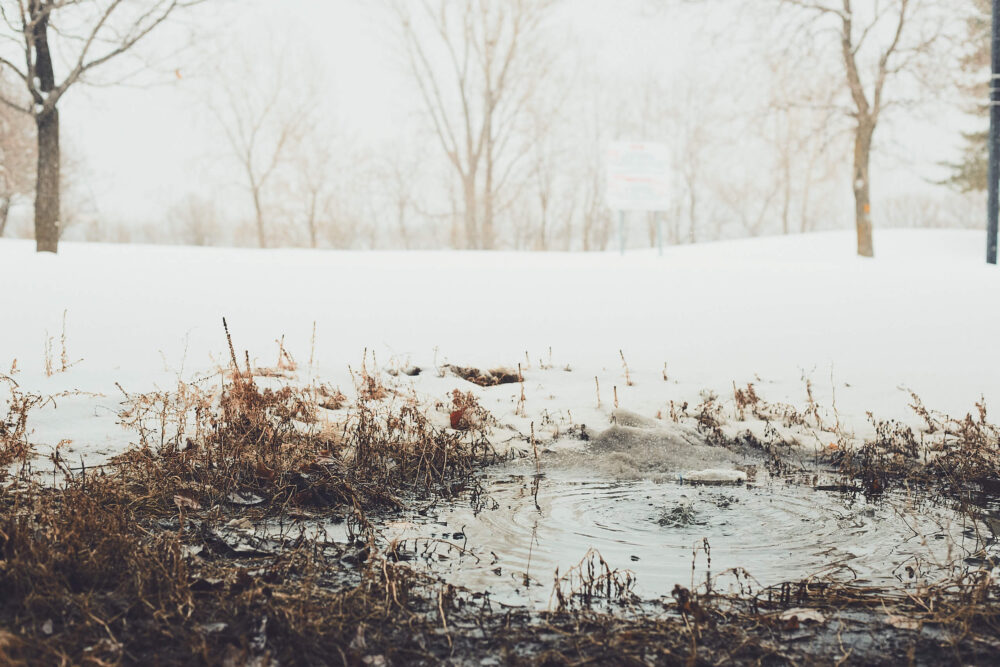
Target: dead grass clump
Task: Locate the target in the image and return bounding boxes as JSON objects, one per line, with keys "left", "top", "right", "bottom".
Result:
{"left": 449, "top": 389, "right": 495, "bottom": 432}
{"left": 109, "top": 325, "right": 503, "bottom": 516}
{"left": 354, "top": 368, "right": 390, "bottom": 401}
{"left": 835, "top": 417, "right": 921, "bottom": 496}
{"left": 0, "top": 480, "right": 197, "bottom": 665}
{"left": 0, "top": 328, "right": 512, "bottom": 663}
{"left": 315, "top": 383, "right": 347, "bottom": 411}
{"left": 0, "top": 471, "right": 469, "bottom": 665}
{"left": 551, "top": 549, "right": 637, "bottom": 612}
{"left": 836, "top": 399, "right": 1000, "bottom": 498}
{"left": 112, "top": 367, "right": 363, "bottom": 514}
{"left": 733, "top": 382, "right": 760, "bottom": 421}
{"left": 732, "top": 382, "right": 808, "bottom": 428}
{"left": 345, "top": 391, "right": 499, "bottom": 499}
{"left": 0, "top": 386, "right": 46, "bottom": 472}
{"left": 695, "top": 392, "right": 726, "bottom": 446}
{"left": 446, "top": 364, "right": 519, "bottom": 387}
{"left": 927, "top": 402, "right": 1000, "bottom": 491}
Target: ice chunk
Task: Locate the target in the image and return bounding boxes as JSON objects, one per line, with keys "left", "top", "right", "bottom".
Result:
{"left": 681, "top": 468, "right": 747, "bottom": 484}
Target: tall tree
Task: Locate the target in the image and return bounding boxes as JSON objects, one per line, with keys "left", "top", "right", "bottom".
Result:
{"left": 946, "top": 0, "right": 990, "bottom": 192}
{"left": 0, "top": 0, "right": 203, "bottom": 253}
{"left": 777, "top": 0, "right": 942, "bottom": 257}
{"left": 388, "top": 0, "right": 557, "bottom": 250}
{"left": 0, "top": 72, "right": 34, "bottom": 236}
{"left": 209, "top": 43, "right": 317, "bottom": 249}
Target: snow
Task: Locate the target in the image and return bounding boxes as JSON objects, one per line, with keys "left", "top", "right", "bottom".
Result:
{"left": 2, "top": 228, "right": 999, "bottom": 469}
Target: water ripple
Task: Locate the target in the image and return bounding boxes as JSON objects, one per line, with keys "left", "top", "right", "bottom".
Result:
{"left": 382, "top": 460, "right": 988, "bottom": 606}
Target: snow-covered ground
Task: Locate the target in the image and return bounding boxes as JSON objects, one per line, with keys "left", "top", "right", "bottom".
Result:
{"left": 2, "top": 228, "right": 998, "bottom": 466}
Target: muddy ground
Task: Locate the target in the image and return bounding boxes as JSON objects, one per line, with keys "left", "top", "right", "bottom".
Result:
{"left": 2, "top": 357, "right": 1000, "bottom": 665}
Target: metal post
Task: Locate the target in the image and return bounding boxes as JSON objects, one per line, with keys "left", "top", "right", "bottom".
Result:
{"left": 618, "top": 210, "right": 625, "bottom": 256}
{"left": 988, "top": 0, "right": 1000, "bottom": 264}
{"left": 656, "top": 213, "right": 663, "bottom": 257}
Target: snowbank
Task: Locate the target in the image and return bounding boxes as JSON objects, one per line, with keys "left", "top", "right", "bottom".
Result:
{"left": 2, "top": 228, "right": 998, "bottom": 466}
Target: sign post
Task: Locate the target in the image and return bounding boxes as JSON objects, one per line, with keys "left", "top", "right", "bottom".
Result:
{"left": 618, "top": 211, "right": 626, "bottom": 255}
{"left": 606, "top": 141, "right": 671, "bottom": 256}
{"left": 655, "top": 212, "right": 663, "bottom": 257}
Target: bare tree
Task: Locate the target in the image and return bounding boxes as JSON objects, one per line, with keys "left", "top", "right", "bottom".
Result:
{"left": 715, "top": 173, "right": 783, "bottom": 237}
{"left": 0, "top": 72, "right": 33, "bottom": 236}
{"left": 776, "top": 0, "right": 946, "bottom": 257}
{"left": 0, "top": 0, "right": 204, "bottom": 253}
{"left": 57, "top": 145, "right": 95, "bottom": 240}
{"left": 373, "top": 147, "right": 426, "bottom": 250}
{"left": 294, "top": 138, "right": 335, "bottom": 250}
{"left": 524, "top": 78, "right": 576, "bottom": 251}
{"left": 572, "top": 82, "right": 612, "bottom": 252}
{"left": 658, "top": 75, "right": 716, "bottom": 245}
{"left": 388, "top": 0, "right": 557, "bottom": 249}
{"left": 761, "top": 48, "right": 845, "bottom": 235}
{"left": 209, "top": 46, "right": 315, "bottom": 249}
{"left": 169, "top": 193, "right": 218, "bottom": 246}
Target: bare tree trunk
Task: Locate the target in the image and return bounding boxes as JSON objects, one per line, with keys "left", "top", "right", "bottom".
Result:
{"left": 251, "top": 183, "right": 266, "bottom": 249}
{"left": 33, "top": 4, "right": 59, "bottom": 253}
{"left": 597, "top": 214, "right": 611, "bottom": 250}
{"left": 449, "top": 191, "right": 461, "bottom": 248}
{"left": 35, "top": 109, "right": 60, "bottom": 253}
{"left": 777, "top": 0, "right": 919, "bottom": 256}
{"left": 0, "top": 0, "right": 201, "bottom": 253}
{"left": 307, "top": 191, "right": 318, "bottom": 249}
{"left": 687, "top": 186, "right": 697, "bottom": 244}
{"left": 463, "top": 177, "right": 478, "bottom": 249}
{"left": 537, "top": 200, "right": 548, "bottom": 250}
{"left": 396, "top": 200, "right": 409, "bottom": 249}
{"left": 780, "top": 158, "right": 792, "bottom": 235}
{"left": 800, "top": 183, "right": 812, "bottom": 233}
{"left": 483, "top": 118, "right": 495, "bottom": 250}
{"left": 482, "top": 189, "right": 494, "bottom": 248}
{"left": 853, "top": 120, "right": 875, "bottom": 257}
{"left": 800, "top": 159, "right": 815, "bottom": 233}
{"left": 0, "top": 197, "right": 10, "bottom": 237}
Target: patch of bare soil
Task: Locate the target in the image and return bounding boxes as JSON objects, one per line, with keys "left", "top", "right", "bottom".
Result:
{"left": 446, "top": 364, "right": 521, "bottom": 387}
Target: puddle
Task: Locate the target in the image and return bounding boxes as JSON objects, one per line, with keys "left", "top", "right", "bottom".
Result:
{"left": 375, "top": 459, "right": 996, "bottom": 607}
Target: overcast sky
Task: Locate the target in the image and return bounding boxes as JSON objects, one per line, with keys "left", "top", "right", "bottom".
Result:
{"left": 49, "top": 0, "right": 965, "bottom": 229}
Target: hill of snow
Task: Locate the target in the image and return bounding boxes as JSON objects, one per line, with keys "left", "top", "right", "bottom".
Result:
{"left": 2, "top": 228, "right": 998, "bottom": 465}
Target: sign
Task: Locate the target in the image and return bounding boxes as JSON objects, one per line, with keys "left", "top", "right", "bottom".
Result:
{"left": 606, "top": 141, "right": 671, "bottom": 211}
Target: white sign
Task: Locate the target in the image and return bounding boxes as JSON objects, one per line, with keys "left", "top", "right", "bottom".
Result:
{"left": 606, "top": 141, "right": 671, "bottom": 211}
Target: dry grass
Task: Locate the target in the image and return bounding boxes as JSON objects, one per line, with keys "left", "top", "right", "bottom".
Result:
{"left": 0, "top": 324, "right": 509, "bottom": 665}
{"left": 5, "top": 349, "right": 1000, "bottom": 664}
{"left": 833, "top": 396, "right": 1000, "bottom": 500}
{"left": 0, "top": 470, "right": 471, "bottom": 665}
{"left": 0, "top": 383, "right": 46, "bottom": 474}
